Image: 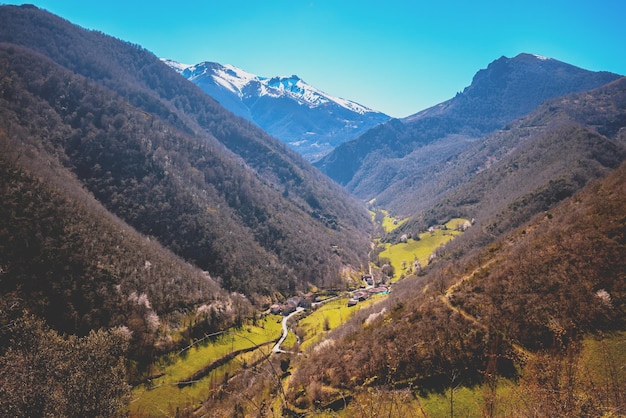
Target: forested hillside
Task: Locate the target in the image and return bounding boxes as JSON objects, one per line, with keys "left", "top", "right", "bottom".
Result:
{"left": 0, "top": 7, "right": 372, "bottom": 413}
{"left": 287, "top": 156, "right": 626, "bottom": 416}
{"left": 386, "top": 77, "right": 626, "bottom": 244}
{"left": 316, "top": 53, "right": 621, "bottom": 210}
{"left": 0, "top": 135, "right": 229, "bottom": 335}
{"left": 0, "top": 5, "right": 371, "bottom": 301}
{"left": 0, "top": 84, "right": 246, "bottom": 413}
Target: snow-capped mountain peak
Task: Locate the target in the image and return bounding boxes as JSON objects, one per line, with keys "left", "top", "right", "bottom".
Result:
{"left": 206, "top": 63, "right": 259, "bottom": 96}
{"left": 161, "top": 58, "right": 191, "bottom": 73}
{"left": 164, "top": 59, "right": 374, "bottom": 114}
{"left": 163, "top": 58, "right": 390, "bottom": 161}
{"left": 265, "top": 75, "right": 329, "bottom": 107}
{"left": 532, "top": 53, "right": 551, "bottom": 61}
{"left": 262, "top": 75, "right": 373, "bottom": 114}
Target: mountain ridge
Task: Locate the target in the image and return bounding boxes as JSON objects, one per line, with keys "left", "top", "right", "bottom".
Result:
{"left": 165, "top": 59, "right": 391, "bottom": 161}
{"left": 315, "top": 53, "right": 622, "bottom": 196}
{"left": 0, "top": 4, "right": 372, "bottom": 308}
{"left": 384, "top": 76, "right": 626, "bottom": 243}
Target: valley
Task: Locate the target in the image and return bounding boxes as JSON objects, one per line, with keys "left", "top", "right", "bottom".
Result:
{"left": 0, "top": 4, "right": 624, "bottom": 417}
{"left": 128, "top": 213, "right": 468, "bottom": 416}
{"left": 129, "top": 212, "right": 465, "bottom": 417}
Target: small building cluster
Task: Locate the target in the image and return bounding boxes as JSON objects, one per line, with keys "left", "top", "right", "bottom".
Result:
{"left": 348, "top": 286, "right": 388, "bottom": 307}
{"left": 269, "top": 294, "right": 316, "bottom": 316}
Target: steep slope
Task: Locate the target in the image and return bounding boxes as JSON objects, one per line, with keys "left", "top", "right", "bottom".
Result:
{"left": 387, "top": 77, "right": 626, "bottom": 242}
{"left": 316, "top": 53, "right": 621, "bottom": 204}
{"left": 0, "top": 126, "right": 234, "bottom": 333}
{"left": 0, "top": 5, "right": 371, "bottom": 300}
{"left": 281, "top": 75, "right": 626, "bottom": 414}
{"left": 288, "top": 146, "right": 626, "bottom": 416}
{"left": 166, "top": 60, "right": 390, "bottom": 161}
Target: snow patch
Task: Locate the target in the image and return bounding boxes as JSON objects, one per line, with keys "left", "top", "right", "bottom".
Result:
{"left": 160, "top": 58, "right": 191, "bottom": 72}
{"left": 162, "top": 59, "right": 379, "bottom": 115}
{"left": 215, "top": 64, "right": 259, "bottom": 95}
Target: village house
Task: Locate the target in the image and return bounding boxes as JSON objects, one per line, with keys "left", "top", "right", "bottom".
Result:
{"left": 301, "top": 293, "right": 317, "bottom": 308}
{"left": 354, "top": 290, "right": 370, "bottom": 301}
{"left": 367, "top": 286, "right": 388, "bottom": 295}
{"left": 281, "top": 301, "right": 297, "bottom": 315}
{"left": 270, "top": 295, "right": 309, "bottom": 315}
{"left": 362, "top": 274, "right": 374, "bottom": 286}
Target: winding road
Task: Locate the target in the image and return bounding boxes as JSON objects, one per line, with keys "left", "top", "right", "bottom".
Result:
{"left": 272, "top": 307, "right": 304, "bottom": 354}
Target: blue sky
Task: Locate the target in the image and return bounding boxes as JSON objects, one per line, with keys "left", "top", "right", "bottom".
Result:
{"left": 3, "top": 1, "right": 625, "bottom": 117}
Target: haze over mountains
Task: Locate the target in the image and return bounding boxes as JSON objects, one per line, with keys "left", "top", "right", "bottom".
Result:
{"left": 164, "top": 59, "right": 390, "bottom": 161}
{"left": 0, "top": 4, "right": 624, "bottom": 417}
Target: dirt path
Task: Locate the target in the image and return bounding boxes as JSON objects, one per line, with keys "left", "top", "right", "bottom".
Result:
{"left": 440, "top": 257, "right": 532, "bottom": 360}
{"left": 439, "top": 258, "right": 497, "bottom": 329}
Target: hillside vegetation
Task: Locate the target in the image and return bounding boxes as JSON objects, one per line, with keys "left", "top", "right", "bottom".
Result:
{"left": 0, "top": 6, "right": 371, "bottom": 414}
{"left": 0, "top": 5, "right": 372, "bottom": 301}
{"left": 387, "top": 78, "right": 626, "bottom": 245}
{"left": 316, "top": 54, "right": 621, "bottom": 214}
{"left": 0, "top": 135, "right": 228, "bottom": 332}
{"left": 286, "top": 159, "right": 626, "bottom": 416}
{"left": 1, "top": 5, "right": 625, "bottom": 417}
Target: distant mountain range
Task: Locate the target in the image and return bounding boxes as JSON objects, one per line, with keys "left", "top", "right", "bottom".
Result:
{"left": 315, "top": 53, "right": 622, "bottom": 213}
{"left": 164, "top": 59, "right": 390, "bottom": 161}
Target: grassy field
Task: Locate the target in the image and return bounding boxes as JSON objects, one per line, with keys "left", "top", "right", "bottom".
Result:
{"left": 381, "top": 214, "right": 407, "bottom": 233}
{"left": 130, "top": 298, "right": 384, "bottom": 416}
{"left": 370, "top": 209, "right": 407, "bottom": 233}
{"left": 578, "top": 329, "right": 626, "bottom": 401}
{"left": 378, "top": 218, "right": 467, "bottom": 279}
{"left": 287, "top": 295, "right": 385, "bottom": 353}
{"left": 129, "top": 296, "right": 387, "bottom": 415}
{"left": 129, "top": 315, "right": 283, "bottom": 416}
{"left": 306, "top": 380, "right": 514, "bottom": 418}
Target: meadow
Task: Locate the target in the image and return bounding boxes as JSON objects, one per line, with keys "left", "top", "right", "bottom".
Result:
{"left": 378, "top": 218, "right": 468, "bottom": 279}
{"left": 370, "top": 208, "right": 408, "bottom": 233}
{"left": 129, "top": 315, "right": 283, "bottom": 416}
{"left": 286, "top": 295, "right": 387, "bottom": 352}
